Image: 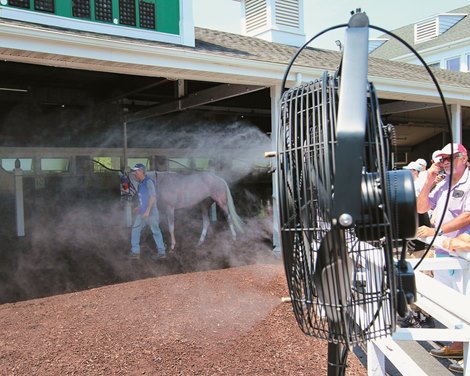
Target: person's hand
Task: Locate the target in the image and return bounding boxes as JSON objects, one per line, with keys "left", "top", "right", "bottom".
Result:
{"left": 434, "top": 174, "right": 445, "bottom": 185}
{"left": 444, "top": 234, "right": 470, "bottom": 251}
{"left": 426, "top": 162, "right": 441, "bottom": 182}
{"left": 416, "top": 225, "right": 436, "bottom": 238}
{"left": 142, "top": 211, "right": 150, "bottom": 218}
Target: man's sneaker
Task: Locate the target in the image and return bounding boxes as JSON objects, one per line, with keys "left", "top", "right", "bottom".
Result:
{"left": 430, "top": 346, "right": 463, "bottom": 359}
{"left": 449, "top": 359, "right": 464, "bottom": 374}
{"left": 127, "top": 252, "right": 140, "bottom": 260}
{"left": 150, "top": 253, "right": 166, "bottom": 261}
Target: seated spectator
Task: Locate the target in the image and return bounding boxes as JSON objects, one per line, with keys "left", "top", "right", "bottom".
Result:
{"left": 416, "top": 143, "right": 470, "bottom": 365}
{"left": 403, "top": 161, "right": 420, "bottom": 182}
{"left": 426, "top": 231, "right": 469, "bottom": 374}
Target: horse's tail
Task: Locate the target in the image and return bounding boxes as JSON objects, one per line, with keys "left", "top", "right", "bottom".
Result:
{"left": 222, "top": 180, "right": 244, "bottom": 233}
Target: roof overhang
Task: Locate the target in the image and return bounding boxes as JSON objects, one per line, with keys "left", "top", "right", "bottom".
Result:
{"left": 1, "top": 19, "right": 470, "bottom": 106}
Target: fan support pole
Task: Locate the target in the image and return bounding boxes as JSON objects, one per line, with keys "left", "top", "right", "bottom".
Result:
{"left": 328, "top": 10, "right": 369, "bottom": 376}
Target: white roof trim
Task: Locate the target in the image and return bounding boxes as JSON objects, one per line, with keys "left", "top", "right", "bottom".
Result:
{"left": 0, "top": 19, "right": 469, "bottom": 105}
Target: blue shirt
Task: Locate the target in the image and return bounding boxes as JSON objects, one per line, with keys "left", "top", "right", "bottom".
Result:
{"left": 137, "top": 176, "right": 157, "bottom": 215}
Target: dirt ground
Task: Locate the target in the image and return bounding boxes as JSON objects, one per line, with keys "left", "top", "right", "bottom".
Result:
{"left": 0, "top": 263, "right": 367, "bottom": 375}
{"left": 0, "top": 195, "right": 366, "bottom": 375}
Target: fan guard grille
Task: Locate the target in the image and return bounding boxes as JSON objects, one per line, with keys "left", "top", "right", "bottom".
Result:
{"left": 278, "top": 72, "right": 397, "bottom": 346}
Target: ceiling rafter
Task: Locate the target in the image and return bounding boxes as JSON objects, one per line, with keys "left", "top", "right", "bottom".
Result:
{"left": 128, "top": 83, "right": 265, "bottom": 122}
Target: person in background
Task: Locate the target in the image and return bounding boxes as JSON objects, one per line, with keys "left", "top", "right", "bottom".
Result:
{"left": 416, "top": 143, "right": 470, "bottom": 362}
{"left": 403, "top": 161, "right": 420, "bottom": 182}
{"left": 128, "top": 163, "right": 166, "bottom": 260}
{"left": 416, "top": 158, "right": 427, "bottom": 174}
{"left": 425, "top": 230, "right": 470, "bottom": 374}
{"left": 441, "top": 232, "right": 470, "bottom": 252}
{"left": 401, "top": 160, "right": 434, "bottom": 328}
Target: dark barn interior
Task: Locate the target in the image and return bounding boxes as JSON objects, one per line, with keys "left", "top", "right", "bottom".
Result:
{"left": 0, "top": 60, "right": 276, "bottom": 304}
{"left": 1, "top": 57, "right": 470, "bottom": 304}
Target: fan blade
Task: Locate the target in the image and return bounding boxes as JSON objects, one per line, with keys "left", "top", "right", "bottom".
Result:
{"left": 313, "top": 228, "right": 353, "bottom": 324}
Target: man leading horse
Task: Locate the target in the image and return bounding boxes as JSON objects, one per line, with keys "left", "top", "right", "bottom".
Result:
{"left": 121, "top": 167, "right": 244, "bottom": 252}
{"left": 128, "top": 163, "right": 166, "bottom": 260}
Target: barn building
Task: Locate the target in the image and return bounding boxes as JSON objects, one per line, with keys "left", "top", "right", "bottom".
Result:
{"left": 1, "top": 1, "right": 470, "bottom": 301}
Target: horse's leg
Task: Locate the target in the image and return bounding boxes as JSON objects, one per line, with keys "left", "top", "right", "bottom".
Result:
{"left": 214, "top": 200, "right": 237, "bottom": 241}
{"left": 166, "top": 206, "right": 177, "bottom": 251}
{"left": 227, "top": 213, "right": 237, "bottom": 241}
{"left": 197, "top": 204, "right": 210, "bottom": 246}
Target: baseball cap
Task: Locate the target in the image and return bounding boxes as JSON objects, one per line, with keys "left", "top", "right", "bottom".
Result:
{"left": 403, "top": 161, "right": 420, "bottom": 171}
{"left": 432, "top": 150, "right": 442, "bottom": 163}
{"left": 415, "top": 158, "right": 427, "bottom": 168}
{"left": 437, "top": 143, "right": 467, "bottom": 156}
{"left": 131, "top": 163, "right": 146, "bottom": 172}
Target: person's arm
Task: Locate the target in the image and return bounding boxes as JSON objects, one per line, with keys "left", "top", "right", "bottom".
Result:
{"left": 442, "top": 233, "right": 470, "bottom": 252}
{"left": 416, "top": 212, "right": 470, "bottom": 238}
{"left": 416, "top": 163, "right": 440, "bottom": 213}
{"left": 143, "top": 180, "right": 156, "bottom": 217}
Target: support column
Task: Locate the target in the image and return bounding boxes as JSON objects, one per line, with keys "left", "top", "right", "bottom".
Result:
{"left": 123, "top": 114, "right": 132, "bottom": 228}
{"left": 451, "top": 104, "right": 462, "bottom": 144}
{"left": 270, "top": 85, "right": 282, "bottom": 256}
{"left": 14, "top": 159, "right": 25, "bottom": 237}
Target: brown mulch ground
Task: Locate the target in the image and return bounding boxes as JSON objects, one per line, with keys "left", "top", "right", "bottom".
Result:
{"left": 0, "top": 263, "right": 367, "bottom": 376}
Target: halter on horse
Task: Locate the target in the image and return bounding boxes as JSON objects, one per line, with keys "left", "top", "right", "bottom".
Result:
{"left": 120, "top": 170, "right": 244, "bottom": 251}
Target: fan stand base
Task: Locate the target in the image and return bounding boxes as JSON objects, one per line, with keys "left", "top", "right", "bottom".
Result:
{"left": 327, "top": 342, "right": 349, "bottom": 376}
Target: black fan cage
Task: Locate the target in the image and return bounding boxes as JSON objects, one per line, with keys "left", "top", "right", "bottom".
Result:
{"left": 277, "top": 72, "right": 399, "bottom": 347}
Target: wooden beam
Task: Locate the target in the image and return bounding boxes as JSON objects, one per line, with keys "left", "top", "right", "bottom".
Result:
{"left": 128, "top": 83, "right": 265, "bottom": 122}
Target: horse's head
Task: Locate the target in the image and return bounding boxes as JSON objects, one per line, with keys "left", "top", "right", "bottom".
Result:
{"left": 119, "top": 171, "right": 137, "bottom": 199}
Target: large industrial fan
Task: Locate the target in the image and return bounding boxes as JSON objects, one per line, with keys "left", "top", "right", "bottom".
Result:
{"left": 277, "top": 11, "right": 419, "bottom": 376}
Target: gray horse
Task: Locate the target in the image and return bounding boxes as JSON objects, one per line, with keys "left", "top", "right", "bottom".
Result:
{"left": 120, "top": 170, "right": 244, "bottom": 250}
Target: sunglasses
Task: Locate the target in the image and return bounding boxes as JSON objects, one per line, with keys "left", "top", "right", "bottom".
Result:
{"left": 440, "top": 153, "right": 462, "bottom": 162}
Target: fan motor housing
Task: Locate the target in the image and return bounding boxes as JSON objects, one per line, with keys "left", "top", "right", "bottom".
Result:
{"left": 355, "top": 170, "right": 417, "bottom": 241}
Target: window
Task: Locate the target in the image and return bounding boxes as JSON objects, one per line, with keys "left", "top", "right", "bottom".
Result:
{"left": 446, "top": 56, "right": 460, "bottom": 71}
{"left": 92, "top": 156, "right": 121, "bottom": 173}
{"left": 467, "top": 55, "right": 470, "bottom": 72}
{"left": 195, "top": 158, "right": 210, "bottom": 171}
{"left": 1, "top": 158, "right": 33, "bottom": 172}
{"left": 40, "top": 158, "right": 70, "bottom": 173}
{"left": 127, "top": 158, "right": 150, "bottom": 170}
{"left": 428, "top": 62, "right": 440, "bottom": 69}
{"left": 7, "top": 0, "right": 30, "bottom": 9}
{"left": 72, "top": 0, "right": 91, "bottom": 19}
{"left": 168, "top": 158, "right": 190, "bottom": 171}
{"left": 34, "top": 0, "right": 54, "bottom": 13}
{"left": 392, "top": 151, "right": 408, "bottom": 167}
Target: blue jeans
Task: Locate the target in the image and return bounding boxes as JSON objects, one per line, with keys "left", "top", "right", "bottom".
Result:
{"left": 131, "top": 210, "right": 165, "bottom": 255}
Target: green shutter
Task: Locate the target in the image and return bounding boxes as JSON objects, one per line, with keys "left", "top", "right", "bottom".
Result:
{"left": 4, "top": 0, "right": 180, "bottom": 35}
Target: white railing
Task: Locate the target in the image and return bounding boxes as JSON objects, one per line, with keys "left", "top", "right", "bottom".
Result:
{"left": 368, "top": 250, "right": 470, "bottom": 375}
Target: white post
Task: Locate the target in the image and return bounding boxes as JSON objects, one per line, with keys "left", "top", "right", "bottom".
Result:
{"left": 209, "top": 161, "right": 217, "bottom": 222}
{"left": 270, "top": 85, "right": 282, "bottom": 256}
{"left": 451, "top": 104, "right": 462, "bottom": 144}
{"left": 125, "top": 201, "right": 132, "bottom": 228}
{"left": 367, "top": 341, "right": 385, "bottom": 376}
{"left": 14, "top": 159, "right": 25, "bottom": 237}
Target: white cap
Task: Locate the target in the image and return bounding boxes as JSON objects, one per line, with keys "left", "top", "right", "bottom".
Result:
{"left": 438, "top": 143, "right": 467, "bottom": 156}
{"left": 415, "top": 158, "right": 427, "bottom": 168}
{"left": 403, "top": 161, "right": 420, "bottom": 171}
{"left": 432, "top": 150, "right": 442, "bottom": 163}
